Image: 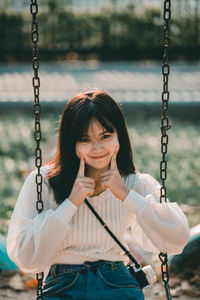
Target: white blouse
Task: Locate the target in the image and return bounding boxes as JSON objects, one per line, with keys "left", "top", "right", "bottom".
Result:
{"left": 7, "top": 165, "right": 190, "bottom": 278}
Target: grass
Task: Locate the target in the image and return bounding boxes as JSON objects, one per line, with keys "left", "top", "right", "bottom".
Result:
{"left": 127, "top": 117, "right": 200, "bottom": 206}
{"left": 0, "top": 113, "right": 200, "bottom": 235}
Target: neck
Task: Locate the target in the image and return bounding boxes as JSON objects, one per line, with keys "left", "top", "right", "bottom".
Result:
{"left": 86, "top": 165, "right": 108, "bottom": 186}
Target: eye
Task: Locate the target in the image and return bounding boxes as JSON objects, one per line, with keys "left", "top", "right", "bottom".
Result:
{"left": 102, "top": 134, "right": 112, "bottom": 140}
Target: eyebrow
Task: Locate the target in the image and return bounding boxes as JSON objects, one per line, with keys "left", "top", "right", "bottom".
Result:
{"left": 82, "top": 130, "right": 110, "bottom": 137}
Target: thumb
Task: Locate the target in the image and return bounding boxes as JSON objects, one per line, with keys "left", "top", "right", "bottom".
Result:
{"left": 77, "top": 155, "right": 85, "bottom": 177}
{"left": 110, "top": 152, "right": 118, "bottom": 170}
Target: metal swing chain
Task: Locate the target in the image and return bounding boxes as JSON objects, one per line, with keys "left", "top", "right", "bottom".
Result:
{"left": 160, "top": 1, "right": 172, "bottom": 299}
{"left": 30, "top": 1, "right": 44, "bottom": 299}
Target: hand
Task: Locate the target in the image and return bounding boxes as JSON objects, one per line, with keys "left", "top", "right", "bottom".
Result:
{"left": 99, "top": 149, "right": 130, "bottom": 201}
{"left": 68, "top": 156, "right": 95, "bottom": 207}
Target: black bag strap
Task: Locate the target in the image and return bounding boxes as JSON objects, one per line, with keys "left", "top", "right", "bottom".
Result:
{"left": 84, "top": 198, "right": 141, "bottom": 269}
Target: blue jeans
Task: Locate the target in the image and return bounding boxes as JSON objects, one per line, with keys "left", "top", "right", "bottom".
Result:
{"left": 42, "top": 260, "right": 144, "bottom": 300}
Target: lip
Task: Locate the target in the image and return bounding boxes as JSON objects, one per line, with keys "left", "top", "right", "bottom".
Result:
{"left": 90, "top": 154, "right": 107, "bottom": 159}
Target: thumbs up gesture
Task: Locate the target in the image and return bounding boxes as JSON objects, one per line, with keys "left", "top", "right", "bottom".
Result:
{"left": 100, "top": 149, "right": 130, "bottom": 201}
{"left": 68, "top": 156, "right": 95, "bottom": 207}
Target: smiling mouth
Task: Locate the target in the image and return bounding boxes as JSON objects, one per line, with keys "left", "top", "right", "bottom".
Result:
{"left": 91, "top": 154, "right": 107, "bottom": 159}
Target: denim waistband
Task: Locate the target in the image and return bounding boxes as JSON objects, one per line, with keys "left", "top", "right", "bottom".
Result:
{"left": 49, "top": 260, "right": 123, "bottom": 278}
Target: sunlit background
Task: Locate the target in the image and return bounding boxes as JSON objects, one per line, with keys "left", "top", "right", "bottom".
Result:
{"left": 0, "top": 2, "right": 200, "bottom": 299}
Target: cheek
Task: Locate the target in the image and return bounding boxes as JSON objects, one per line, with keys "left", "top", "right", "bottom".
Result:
{"left": 107, "top": 136, "right": 120, "bottom": 154}
{"left": 75, "top": 143, "right": 87, "bottom": 158}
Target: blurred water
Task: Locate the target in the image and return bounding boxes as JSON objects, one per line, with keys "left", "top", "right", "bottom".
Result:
{"left": 0, "top": 61, "right": 199, "bottom": 103}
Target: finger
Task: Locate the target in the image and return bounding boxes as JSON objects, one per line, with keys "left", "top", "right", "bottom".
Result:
{"left": 77, "top": 176, "right": 95, "bottom": 185}
{"left": 100, "top": 179, "right": 110, "bottom": 189}
{"left": 100, "top": 179, "right": 110, "bottom": 187}
{"left": 84, "top": 177, "right": 96, "bottom": 185}
{"left": 100, "top": 175, "right": 109, "bottom": 182}
{"left": 83, "top": 185, "right": 95, "bottom": 195}
{"left": 100, "top": 170, "right": 112, "bottom": 177}
{"left": 87, "top": 189, "right": 95, "bottom": 197}
{"left": 77, "top": 155, "right": 85, "bottom": 177}
{"left": 80, "top": 178, "right": 95, "bottom": 187}
{"left": 83, "top": 184, "right": 95, "bottom": 190}
{"left": 110, "top": 152, "right": 117, "bottom": 170}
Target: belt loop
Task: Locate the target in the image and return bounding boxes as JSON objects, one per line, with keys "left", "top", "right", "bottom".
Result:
{"left": 110, "top": 261, "right": 117, "bottom": 270}
{"left": 50, "top": 264, "right": 58, "bottom": 278}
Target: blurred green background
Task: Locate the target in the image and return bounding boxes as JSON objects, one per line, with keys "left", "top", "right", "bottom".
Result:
{"left": 0, "top": 113, "right": 200, "bottom": 236}
{"left": 0, "top": 0, "right": 200, "bottom": 62}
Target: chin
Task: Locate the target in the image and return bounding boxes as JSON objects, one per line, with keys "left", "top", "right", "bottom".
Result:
{"left": 87, "top": 162, "right": 109, "bottom": 170}
{"left": 92, "top": 165, "right": 108, "bottom": 170}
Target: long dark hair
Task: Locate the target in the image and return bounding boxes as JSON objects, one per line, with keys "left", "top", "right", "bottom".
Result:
{"left": 46, "top": 89, "right": 136, "bottom": 204}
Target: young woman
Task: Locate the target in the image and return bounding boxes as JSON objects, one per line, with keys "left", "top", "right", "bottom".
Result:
{"left": 7, "top": 89, "right": 190, "bottom": 300}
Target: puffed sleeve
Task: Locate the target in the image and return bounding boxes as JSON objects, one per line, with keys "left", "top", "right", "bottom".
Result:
{"left": 6, "top": 168, "right": 77, "bottom": 273}
{"left": 123, "top": 173, "right": 190, "bottom": 255}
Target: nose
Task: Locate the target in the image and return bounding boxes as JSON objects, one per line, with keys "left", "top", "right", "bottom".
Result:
{"left": 91, "top": 141, "right": 104, "bottom": 152}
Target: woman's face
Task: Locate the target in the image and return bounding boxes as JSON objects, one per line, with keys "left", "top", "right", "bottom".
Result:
{"left": 75, "top": 118, "right": 119, "bottom": 173}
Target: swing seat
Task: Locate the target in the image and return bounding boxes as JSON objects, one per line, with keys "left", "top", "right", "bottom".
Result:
{"left": 0, "top": 234, "right": 18, "bottom": 271}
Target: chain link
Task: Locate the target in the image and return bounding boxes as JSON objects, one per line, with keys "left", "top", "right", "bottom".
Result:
{"left": 160, "top": 1, "right": 172, "bottom": 300}
{"left": 30, "top": 1, "right": 44, "bottom": 299}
